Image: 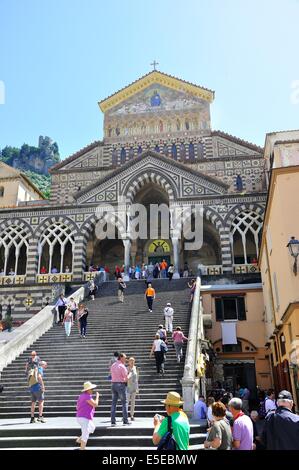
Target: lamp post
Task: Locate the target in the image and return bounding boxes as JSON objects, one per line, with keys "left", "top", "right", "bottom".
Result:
{"left": 287, "top": 237, "right": 299, "bottom": 275}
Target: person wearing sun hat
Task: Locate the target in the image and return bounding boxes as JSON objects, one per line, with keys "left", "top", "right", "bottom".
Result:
{"left": 152, "top": 391, "right": 190, "bottom": 450}
{"left": 76, "top": 381, "right": 100, "bottom": 450}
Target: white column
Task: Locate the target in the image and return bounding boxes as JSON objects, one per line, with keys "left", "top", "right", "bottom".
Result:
{"left": 172, "top": 237, "right": 180, "bottom": 279}
{"left": 60, "top": 244, "right": 65, "bottom": 273}
{"left": 14, "top": 247, "right": 20, "bottom": 276}
{"left": 3, "top": 246, "right": 9, "bottom": 275}
{"left": 48, "top": 244, "right": 53, "bottom": 274}
{"left": 123, "top": 239, "right": 131, "bottom": 281}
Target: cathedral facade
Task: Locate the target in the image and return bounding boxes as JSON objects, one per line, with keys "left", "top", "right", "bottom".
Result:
{"left": 0, "top": 71, "right": 267, "bottom": 317}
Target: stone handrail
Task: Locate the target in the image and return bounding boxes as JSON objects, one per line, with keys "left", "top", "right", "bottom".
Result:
{"left": 0, "top": 284, "right": 87, "bottom": 377}
{"left": 181, "top": 276, "right": 204, "bottom": 414}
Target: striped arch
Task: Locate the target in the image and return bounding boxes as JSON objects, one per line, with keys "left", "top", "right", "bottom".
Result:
{"left": 80, "top": 212, "right": 127, "bottom": 242}
{"left": 121, "top": 170, "right": 177, "bottom": 204}
{"left": 225, "top": 203, "right": 264, "bottom": 265}
{"left": 26, "top": 216, "right": 79, "bottom": 281}
{"left": 0, "top": 219, "right": 33, "bottom": 275}
{"left": 225, "top": 203, "right": 264, "bottom": 229}
{"left": 172, "top": 205, "right": 224, "bottom": 237}
{"left": 34, "top": 216, "right": 79, "bottom": 239}
{"left": 0, "top": 218, "right": 33, "bottom": 236}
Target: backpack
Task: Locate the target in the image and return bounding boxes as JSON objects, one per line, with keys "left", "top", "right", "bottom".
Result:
{"left": 28, "top": 367, "right": 39, "bottom": 387}
{"left": 159, "top": 330, "right": 166, "bottom": 341}
{"left": 160, "top": 341, "right": 168, "bottom": 354}
{"left": 157, "top": 416, "right": 177, "bottom": 451}
{"left": 258, "top": 398, "right": 267, "bottom": 418}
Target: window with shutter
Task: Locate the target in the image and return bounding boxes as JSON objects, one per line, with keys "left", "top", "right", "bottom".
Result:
{"left": 215, "top": 298, "right": 223, "bottom": 321}
{"left": 237, "top": 297, "right": 246, "bottom": 320}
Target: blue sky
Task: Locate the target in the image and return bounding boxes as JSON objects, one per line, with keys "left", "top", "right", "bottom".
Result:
{"left": 0, "top": 0, "right": 299, "bottom": 159}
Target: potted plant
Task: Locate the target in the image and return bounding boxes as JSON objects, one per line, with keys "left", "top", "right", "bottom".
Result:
{"left": 4, "top": 311, "right": 13, "bottom": 332}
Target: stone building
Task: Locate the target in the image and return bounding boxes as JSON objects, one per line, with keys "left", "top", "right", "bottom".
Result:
{"left": 0, "top": 70, "right": 266, "bottom": 319}
{"left": 259, "top": 129, "right": 299, "bottom": 410}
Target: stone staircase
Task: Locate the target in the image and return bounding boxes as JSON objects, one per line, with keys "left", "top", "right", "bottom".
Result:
{"left": 0, "top": 278, "right": 206, "bottom": 449}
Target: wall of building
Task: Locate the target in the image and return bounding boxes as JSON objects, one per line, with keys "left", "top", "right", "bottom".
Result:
{"left": 262, "top": 171, "right": 299, "bottom": 320}
{"left": 203, "top": 289, "right": 272, "bottom": 390}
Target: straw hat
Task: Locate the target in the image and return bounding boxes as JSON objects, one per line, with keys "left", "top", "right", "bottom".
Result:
{"left": 81, "top": 381, "right": 97, "bottom": 392}
{"left": 161, "top": 391, "right": 184, "bottom": 406}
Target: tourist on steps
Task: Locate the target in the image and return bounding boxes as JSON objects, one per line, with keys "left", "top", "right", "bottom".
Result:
{"left": 76, "top": 381, "right": 100, "bottom": 450}
{"left": 68, "top": 297, "right": 78, "bottom": 321}
{"left": 127, "top": 357, "right": 139, "bottom": 421}
{"left": 172, "top": 326, "right": 189, "bottom": 363}
{"left": 110, "top": 352, "right": 130, "bottom": 426}
{"left": 62, "top": 307, "right": 73, "bottom": 338}
{"left": 152, "top": 391, "right": 190, "bottom": 450}
{"left": 117, "top": 277, "right": 126, "bottom": 303}
{"left": 145, "top": 283, "right": 156, "bottom": 312}
{"left": 88, "top": 279, "right": 97, "bottom": 300}
{"left": 28, "top": 360, "right": 47, "bottom": 424}
{"left": 150, "top": 334, "right": 166, "bottom": 375}
{"left": 163, "top": 302, "right": 174, "bottom": 333}
{"left": 77, "top": 303, "right": 89, "bottom": 338}
{"left": 55, "top": 293, "right": 67, "bottom": 323}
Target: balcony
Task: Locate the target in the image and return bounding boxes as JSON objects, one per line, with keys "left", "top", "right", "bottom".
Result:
{"left": 233, "top": 264, "right": 260, "bottom": 274}
{"left": 36, "top": 273, "right": 73, "bottom": 284}
{"left": 0, "top": 275, "right": 26, "bottom": 285}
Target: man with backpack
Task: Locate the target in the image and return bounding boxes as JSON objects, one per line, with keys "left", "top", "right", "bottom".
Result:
{"left": 258, "top": 388, "right": 277, "bottom": 418}
{"left": 152, "top": 391, "right": 190, "bottom": 450}
{"left": 28, "top": 361, "right": 47, "bottom": 423}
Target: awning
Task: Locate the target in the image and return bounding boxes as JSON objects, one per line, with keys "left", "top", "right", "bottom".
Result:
{"left": 221, "top": 321, "right": 237, "bottom": 345}
{"left": 219, "top": 359, "right": 255, "bottom": 365}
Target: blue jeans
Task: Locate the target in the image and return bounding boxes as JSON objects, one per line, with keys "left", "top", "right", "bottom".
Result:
{"left": 111, "top": 382, "right": 128, "bottom": 424}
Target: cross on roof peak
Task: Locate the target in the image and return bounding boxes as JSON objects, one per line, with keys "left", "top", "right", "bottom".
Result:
{"left": 150, "top": 60, "right": 159, "bottom": 71}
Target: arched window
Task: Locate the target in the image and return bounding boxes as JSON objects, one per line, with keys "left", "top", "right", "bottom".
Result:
{"left": 179, "top": 143, "right": 186, "bottom": 160}
{"left": 38, "top": 223, "right": 76, "bottom": 274}
{"left": 120, "top": 147, "right": 126, "bottom": 164}
{"left": 0, "top": 186, "right": 4, "bottom": 197}
{"left": 171, "top": 144, "right": 177, "bottom": 160}
{"left": 230, "top": 211, "right": 263, "bottom": 264}
{"left": 197, "top": 142, "right": 204, "bottom": 159}
{"left": 0, "top": 225, "right": 30, "bottom": 275}
{"left": 189, "top": 143, "right": 195, "bottom": 162}
{"left": 163, "top": 144, "right": 169, "bottom": 157}
{"left": 185, "top": 119, "right": 190, "bottom": 130}
{"left": 154, "top": 144, "right": 160, "bottom": 153}
{"left": 112, "top": 148, "right": 118, "bottom": 166}
{"left": 236, "top": 175, "right": 243, "bottom": 191}
{"left": 137, "top": 145, "right": 143, "bottom": 156}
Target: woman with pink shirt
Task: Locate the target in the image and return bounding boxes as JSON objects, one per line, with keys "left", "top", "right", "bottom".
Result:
{"left": 76, "top": 381, "right": 100, "bottom": 450}
{"left": 172, "top": 326, "right": 189, "bottom": 363}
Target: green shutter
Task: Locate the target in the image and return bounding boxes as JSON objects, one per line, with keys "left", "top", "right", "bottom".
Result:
{"left": 237, "top": 297, "right": 246, "bottom": 320}
{"left": 215, "top": 298, "right": 223, "bottom": 321}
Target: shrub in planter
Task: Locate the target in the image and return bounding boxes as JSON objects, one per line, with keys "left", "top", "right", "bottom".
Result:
{"left": 4, "top": 314, "right": 13, "bottom": 332}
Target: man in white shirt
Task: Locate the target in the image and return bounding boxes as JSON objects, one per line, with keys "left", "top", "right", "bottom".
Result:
{"left": 164, "top": 302, "right": 174, "bottom": 333}
{"left": 265, "top": 389, "right": 277, "bottom": 414}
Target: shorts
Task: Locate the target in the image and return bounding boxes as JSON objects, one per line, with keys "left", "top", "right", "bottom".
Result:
{"left": 31, "top": 389, "right": 44, "bottom": 402}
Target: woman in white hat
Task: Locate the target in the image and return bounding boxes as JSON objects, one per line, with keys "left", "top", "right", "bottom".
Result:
{"left": 76, "top": 381, "right": 100, "bottom": 450}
